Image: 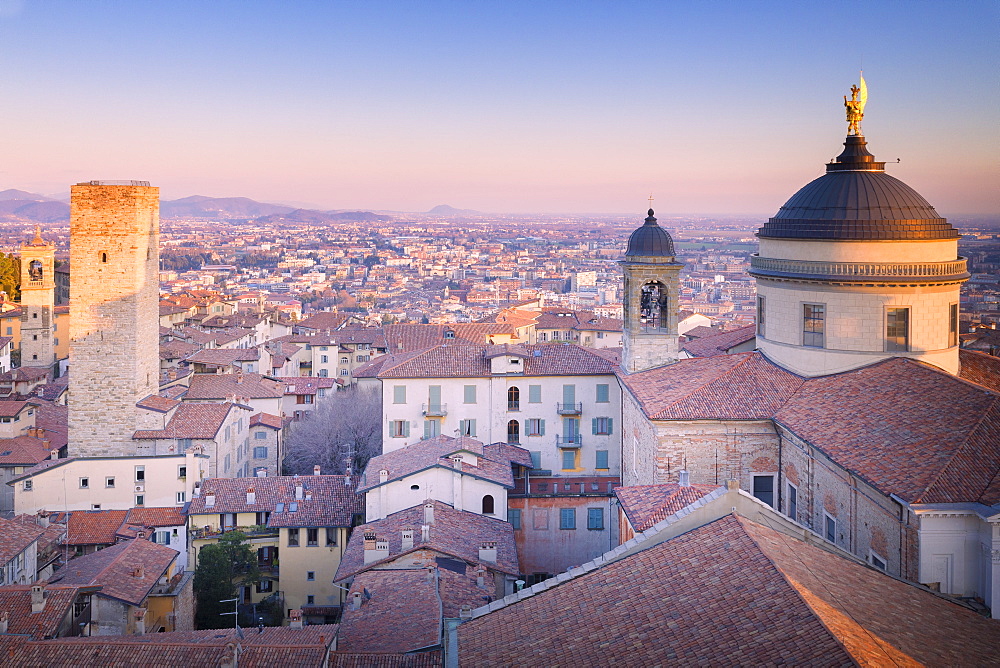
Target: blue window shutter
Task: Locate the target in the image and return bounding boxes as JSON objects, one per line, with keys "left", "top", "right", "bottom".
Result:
{"left": 528, "top": 385, "right": 541, "bottom": 403}
{"left": 469, "top": 419, "right": 476, "bottom": 437}
{"left": 592, "top": 418, "right": 598, "bottom": 435}
{"left": 539, "top": 419, "right": 545, "bottom": 436}
{"left": 530, "top": 451, "right": 541, "bottom": 469}
{"left": 596, "top": 450, "right": 609, "bottom": 469}
{"left": 562, "top": 384, "right": 575, "bottom": 405}
{"left": 607, "top": 417, "right": 613, "bottom": 434}
{"left": 402, "top": 421, "right": 410, "bottom": 437}
{"left": 596, "top": 384, "right": 609, "bottom": 403}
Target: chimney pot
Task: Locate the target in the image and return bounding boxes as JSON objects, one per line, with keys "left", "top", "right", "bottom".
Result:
{"left": 313, "top": 464, "right": 321, "bottom": 476}
{"left": 727, "top": 479, "right": 740, "bottom": 491}
{"left": 423, "top": 502, "right": 434, "bottom": 525}
{"left": 421, "top": 524, "right": 430, "bottom": 542}
{"left": 205, "top": 493, "right": 216, "bottom": 508}
{"left": 30, "top": 585, "right": 44, "bottom": 613}
{"left": 379, "top": 469, "right": 389, "bottom": 484}
{"left": 678, "top": 470, "right": 690, "bottom": 487}
{"left": 459, "top": 605, "right": 472, "bottom": 620}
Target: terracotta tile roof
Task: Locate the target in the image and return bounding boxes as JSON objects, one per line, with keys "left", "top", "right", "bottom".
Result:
{"left": 358, "top": 436, "right": 515, "bottom": 493}
{"left": 371, "top": 343, "right": 618, "bottom": 379}
{"left": 159, "top": 340, "right": 201, "bottom": 360}
{"left": 614, "top": 483, "right": 724, "bottom": 532}
{"left": 33, "top": 403, "right": 68, "bottom": 450}
{"left": 0, "top": 585, "right": 87, "bottom": 639}
{"left": 297, "top": 311, "right": 352, "bottom": 332}
{"left": 0, "top": 399, "right": 30, "bottom": 417}
{"left": 250, "top": 412, "right": 283, "bottom": 429}
{"left": 275, "top": 376, "right": 338, "bottom": 395}
{"left": 133, "top": 402, "right": 239, "bottom": 440}
{"left": 482, "top": 343, "right": 529, "bottom": 360}
{"left": 11, "top": 514, "right": 65, "bottom": 556}
{"left": 125, "top": 506, "right": 187, "bottom": 527}
{"left": 136, "top": 394, "right": 181, "bottom": 413}
{"left": 959, "top": 348, "right": 1000, "bottom": 392}
{"left": 0, "top": 624, "right": 337, "bottom": 667}
{"left": 0, "top": 516, "right": 44, "bottom": 565}
{"left": 185, "top": 372, "right": 285, "bottom": 400}
{"left": 336, "top": 569, "right": 441, "bottom": 653}
{"left": 0, "top": 436, "right": 54, "bottom": 466}
{"left": 65, "top": 510, "right": 129, "bottom": 546}
{"left": 481, "top": 442, "right": 533, "bottom": 469}
{"left": 335, "top": 500, "right": 519, "bottom": 581}
{"left": 775, "top": 357, "right": 1000, "bottom": 504}
{"left": 188, "top": 475, "right": 363, "bottom": 528}
{"left": 330, "top": 652, "right": 443, "bottom": 667}
{"left": 682, "top": 324, "right": 721, "bottom": 339}
{"left": 681, "top": 323, "right": 756, "bottom": 357}
{"left": 456, "top": 514, "right": 1000, "bottom": 665}
{"left": 48, "top": 539, "right": 178, "bottom": 606}
{"left": 383, "top": 324, "right": 516, "bottom": 353}
{"left": 185, "top": 347, "right": 260, "bottom": 366}
{"left": 620, "top": 351, "right": 804, "bottom": 420}
{"left": 0, "top": 367, "right": 50, "bottom": 382}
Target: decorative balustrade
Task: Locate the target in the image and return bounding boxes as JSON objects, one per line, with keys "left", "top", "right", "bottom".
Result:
{"left": 749, "top": 255, "right": 968, "bottom": 281}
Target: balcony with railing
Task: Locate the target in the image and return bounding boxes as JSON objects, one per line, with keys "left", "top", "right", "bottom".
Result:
{"left": 748, "top": 254, "right": 969, "bottom": 283}
{"left": 556, "top": 434, "right": 582, "bottom": 448}
{"left": 557, "top": 402, "right": 583, "bottom": 415}
{"left": 422, "top": 403, "right": 448, "bottom": 417}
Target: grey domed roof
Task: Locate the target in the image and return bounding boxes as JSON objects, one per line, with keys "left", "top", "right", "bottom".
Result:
{"left": 626, "top": 209, "right": 675, "bottom": 257}
{"left": 758, "top": 136, "right": 959, "bottom": 241}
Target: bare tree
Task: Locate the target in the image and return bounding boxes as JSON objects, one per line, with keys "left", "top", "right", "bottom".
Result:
{"left": 283, "top": 384, "right": 382, "bottom": 476}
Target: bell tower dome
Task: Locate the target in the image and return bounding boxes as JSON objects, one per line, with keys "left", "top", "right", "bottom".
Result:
{"left": 749, "top": 81, "right": 968, "bottom": 376}
{"left": 620, "top": 209, "right": 683, "bottom": 372}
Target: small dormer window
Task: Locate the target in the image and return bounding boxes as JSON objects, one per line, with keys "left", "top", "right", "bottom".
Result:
{"left": 510, "top": 358, "right": 520, "bottom": 364}
{"left": 444, "top": 329, "right": 455, "bottom": 339}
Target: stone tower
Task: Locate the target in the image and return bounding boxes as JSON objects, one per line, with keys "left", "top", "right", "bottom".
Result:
{"left": 750, "top": 135, "right": 967, "bottom": 377}
{"left": 620, "top": 209, "right": 683, "bottom": 372}
{"left": 19, "top": 227, "right": 56, "bottom": 370}
{"left": 68, "top": 182, "right": 160, "bottom": 457}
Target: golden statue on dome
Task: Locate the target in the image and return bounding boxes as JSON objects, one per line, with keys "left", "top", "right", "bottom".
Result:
{"left": 844, "top": 73, "right": 868, "bottom": 136}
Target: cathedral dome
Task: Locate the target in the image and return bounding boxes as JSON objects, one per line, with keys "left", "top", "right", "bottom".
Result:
{"left": 626, "top": 209, "right": 675, "bottom": 257}
{"left": 757, "top": 136, "right": 959, "bottom": 241}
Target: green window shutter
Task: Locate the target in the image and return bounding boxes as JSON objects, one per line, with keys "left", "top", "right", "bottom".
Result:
{"left": 423, "top": 421, "right": 432, "bottom": 439}
{"left": 402, "top": 421, "right": 410, "bottom": 437}
{"left": 588, "top": 508, "right": 604, "bottom": 530}
{"left": 464, "top": 385, "right": 477, "bottom": 404}
{"left": 507, "top": 509, "right": 521, "bottom": 529}
{"left": 596, "top": 384, "right": 609, "bottom": 403}
{"left": 428, "top": 385, "right": 441, "bottom": 409}
{"left": 607, "top": 417, "right": 613, "bottom": 434}
{"left": 561, "top": 449, "right": 575, "bottom": 470}
{"left": 529, "top": 451, "right": 542, "bottom": 469}
{"left": 469, "top": 419, "right": 477, "bottom": 437}
{"left": 562, "top": 384, "right": 575, "bottom": 405}
{"left": 393, "top": 386, "right": 406, "bottom": 404}
{"left": 596, "top": 450, "right": 609, "bottom": 469}
{"left": 528, "top": 385, "right": 541, "bottom": 403}
{"left": 592, "top": 417, "right": 599, "bottom": 435}
{"left": 539, "top": 419, "right": 545, "bottom": 436}
{"left": 560, "top": 508, "right": 576, "bottom": 529}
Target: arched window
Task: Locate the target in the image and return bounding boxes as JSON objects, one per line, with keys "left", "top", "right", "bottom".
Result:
{"left": 100, "top": 252, "right": 108, "bottom": 263}
{"left": 507, "top": 386, "right": 520, "bottom": 411}
{"left": 639, "top": 281, "right": 669, "bottom": 331}
{"left": 482, "top": 495, "right": 495, "bottom": 514}
{"left": 28, "top": 260, "right": 42, "bottom": 281}
{"left": 507, "top": 420, "right": 520, "bottom": 444}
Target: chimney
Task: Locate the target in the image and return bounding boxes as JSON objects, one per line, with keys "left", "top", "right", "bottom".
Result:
{"left": 451, "top": 455, "right": 462, "bottom": 470}
{"left": 305, "top": 490, "right": 313, "bottom": 501}
{"left": 246, "top": 487, "right": 256, "bottom": 505}
{"left": 134, "top": 608, "right": 146, "bottom": 635}
{"left": 205, "top": 493, "right": 216, "bottom": 508}
{"left": 421, "top": 524, "right": 430, "bottom": 542}
{"left": 423, "top": 501, "right": 434, "bottom": 525}
{"left": 295, "top": 482, "right": 304, "bottom": 501}
{"left": 256, "top": 468, "right": 267, "bottom": 478}
{"left": 379, "top": 469, "right": 389, "bottom": 484}
{"left": 36, "top": 510, "right": 49, "bottom": 528}
{"left": 313, "top": 464, "right": 321, "bottom": 476}
{"left": 48, "top": 446, "right": 57, "bottom": 460}
{"left": 727, "top": 479, "right": 740, "bottom": 491}
{"left": 133, "top": 565, "right": 144, "bottom": 579}
{"left": 0, "top": 611, "right": 8, "bottom": 633}
{"left": 289, "top": 609, "right": 303, "bottom": 630}
{"left": 459, "top": 605, "right": 472, "bottom": 620}
{"left": 678, "top": 470, "right": 691, "bottom": 487}
{"left": 401, "top": 528, "right": 414, "bottom": 551}
{"left": 478, "top": 542, "right": 497, "bottom": 564}
{"left": 349, "top": 592, "right": 363, "bottom": 611}
{"left": 235, "top": 371, "right": 244, "bottom": 384}
{"left": 363, "top": 531, "right": 388, "bottom": 564}
{"left": 30, "top": 585, "right": 44, "bottom": 613}
{"left": 476, "top": 567, "right": 486, "bottom": 587}
{"left": 168, "top": 369, "right": 177, "bottom": 381}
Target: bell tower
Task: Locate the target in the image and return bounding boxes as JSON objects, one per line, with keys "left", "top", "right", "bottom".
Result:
{"left": 19, "top": 227, "right": 56, "bottom": 370}
{"left": 620, "top": 209, "right": 683, "bottom": 372}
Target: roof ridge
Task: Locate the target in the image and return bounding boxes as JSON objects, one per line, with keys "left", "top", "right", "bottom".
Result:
{"left": 646, "top": 352, "right": 763, "bottom": 418}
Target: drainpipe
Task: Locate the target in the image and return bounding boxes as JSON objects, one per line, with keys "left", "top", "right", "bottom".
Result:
{"left": 890, "top": 493, "right": 910, "bottom": 578}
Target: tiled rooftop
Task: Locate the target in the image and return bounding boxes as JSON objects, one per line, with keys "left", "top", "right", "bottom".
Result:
{"left": 185, "top": 372, "right": 284, "bottom": 400}
{"left": 680, "top": 323, "right": 756, "bottom": 357}
{"left": 0, "top": 516, "right": 44, "bottom": 565}
{"left": 614, "top": 482, "right": 724, "bottom": 532}
{"left": 0, "top": 585, "right": 86, "bottom": 639}
{"left": 336, "top": 569, "right": 442, "bottom": 654}
{"left": 49, "top": 539, "right": 178, "bottom": 606}
{"left": 367, "top": 343, "right": 618, "bottom": 379}
{"left": 133, "top": 402, "right": 238, "bottom": 440}
{"left": 456, "top": 513, "right": 1000, "bottom": 665}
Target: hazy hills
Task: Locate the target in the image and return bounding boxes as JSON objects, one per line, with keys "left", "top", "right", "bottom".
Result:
{"left": 0, "top": 189, "right": 391, "bottom": 224}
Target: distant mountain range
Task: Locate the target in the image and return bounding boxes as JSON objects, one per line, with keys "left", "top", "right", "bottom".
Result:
{"left": 428, "top": 204, "right": 481, "bottom": 215}
{"left": 0, "top": 189, "right": 391, "bottom": 224}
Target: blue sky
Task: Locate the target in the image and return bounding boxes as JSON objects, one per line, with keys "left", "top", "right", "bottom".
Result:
{"left": 0, "top": 0, "right": 996, "bottom": 214}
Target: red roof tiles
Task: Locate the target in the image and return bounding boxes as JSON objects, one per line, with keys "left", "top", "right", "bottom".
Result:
{"left": 614, "top": 483, "right": 724, "bottom": 532}
{"left": 49, "top": 539, "right": 177, "bottom": 606}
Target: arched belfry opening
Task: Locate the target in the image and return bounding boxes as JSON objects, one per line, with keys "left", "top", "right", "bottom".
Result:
{"left": 620, "top": 209, "right": 683, "bottom": 372}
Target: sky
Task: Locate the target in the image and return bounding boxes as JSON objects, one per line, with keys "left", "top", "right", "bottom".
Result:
{"left": 0, "top": 0, "right": 996, "bottom": 215}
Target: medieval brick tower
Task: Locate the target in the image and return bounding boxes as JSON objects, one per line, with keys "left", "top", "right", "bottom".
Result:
{"left": 620, "top": 209, "right": 683, "bottom": 372}
{"left": 68, "top": 182, "right": 160, "bottom": 457}
{"left": 19, "top": 227, "right": 56, "bottom": 370}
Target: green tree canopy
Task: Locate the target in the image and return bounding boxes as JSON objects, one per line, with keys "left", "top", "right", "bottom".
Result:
{"left": 193, "top": 531, "right": 261, "bottom": 629}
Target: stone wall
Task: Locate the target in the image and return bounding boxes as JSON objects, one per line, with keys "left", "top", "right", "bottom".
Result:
{"left": 68, "top": 184, "right": 160, "bottom": 457}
